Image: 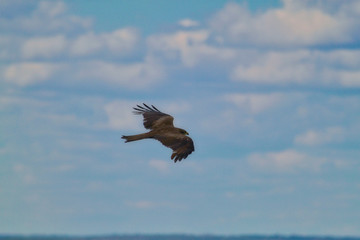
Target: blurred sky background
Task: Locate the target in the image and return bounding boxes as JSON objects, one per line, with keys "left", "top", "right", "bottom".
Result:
{"left": 1, "top": 0, "right": 360, "bottom": 236}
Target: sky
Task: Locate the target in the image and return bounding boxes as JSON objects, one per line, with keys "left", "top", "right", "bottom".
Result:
{"left": 1, "top": 0, "right": 360, "bottom": 236}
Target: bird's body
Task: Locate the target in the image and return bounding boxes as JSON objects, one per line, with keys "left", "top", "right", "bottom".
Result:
{"left": 122, "top": 104, "right": 194, "bottom": 162}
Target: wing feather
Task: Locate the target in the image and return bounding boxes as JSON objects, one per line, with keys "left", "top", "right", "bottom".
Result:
{"left": 133, "top": 103, "right": 174, "bottom": 130}
{"left": 154, "top": 135, "right": 195, "bottom": 162}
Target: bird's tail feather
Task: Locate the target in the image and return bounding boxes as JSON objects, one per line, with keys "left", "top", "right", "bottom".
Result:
{"left": 121, "top": 133, "right": 151, "bottom": 143}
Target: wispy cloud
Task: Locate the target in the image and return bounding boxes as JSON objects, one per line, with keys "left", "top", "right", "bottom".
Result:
{"left": 149, "top": 159, "right": 171, "bottom": 174}
{"left": 147, "top": 30, "right": 235, "bottom": 67}
{"left": 247, "top": 149, "right": 327, "bottom": 172}
{"left": 0, "top": 1, "right": 91, "bottom": 34}
{"left": 224, "top": 93, "right": 285, "bottom": 114}
{"left": 22, "top": 35, "right": 67, "bottom": 59}
{"left": 230, "top": 50, "right": 360, "bottom": 87}
{"left": 13, "top": 163, "right": 37, "bottom": 184}
{"left": 70, "top": 28, "right": 139, "bottom": 57}
{"left": 3, "top": 62, "right": 62, "bottom": 86}
{"left": 178, "top": 19, "right": 200, "bottom": 28}
{"left": 294, "top": 126, "right": 345, "bottom": 146}
{"left": 103, "top": 100, "right": 151, "bottom": 131}
{"left": 209, "top": 0, "right": 359, "bottom": 47}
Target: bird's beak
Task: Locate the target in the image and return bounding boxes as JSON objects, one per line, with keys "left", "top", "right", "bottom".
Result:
{"left": 186, "top": 132, "right": 189, "bottom": 135}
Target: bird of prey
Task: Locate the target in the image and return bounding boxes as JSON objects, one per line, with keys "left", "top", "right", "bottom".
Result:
{"left": 122, "top": 103, "right": 195, "bottom": 162}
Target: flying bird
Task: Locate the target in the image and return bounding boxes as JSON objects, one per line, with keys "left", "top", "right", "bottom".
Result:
{"left": 122, "top": 103, "right": 195, "bottom": 162}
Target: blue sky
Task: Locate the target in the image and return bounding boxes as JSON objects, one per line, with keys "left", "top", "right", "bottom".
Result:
{"left": 1, "top": 0, "right": 360, "bottom": 236}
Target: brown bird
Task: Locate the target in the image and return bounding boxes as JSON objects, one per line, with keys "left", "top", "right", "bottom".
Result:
{"left": 122, "top": 103, "right": 195, "bottom": 162}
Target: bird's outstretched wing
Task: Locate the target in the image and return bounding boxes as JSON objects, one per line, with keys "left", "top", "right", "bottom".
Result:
{"left": 133, "top": 103, "right": 174, "bottom": 130}
{"left": 154, "top": 135, "right": 195, "bottom": 162}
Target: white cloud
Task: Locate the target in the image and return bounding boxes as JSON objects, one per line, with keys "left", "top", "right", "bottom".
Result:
{"left": 225, "top": 93, "right": 285, "bottom": 114}
{"left": 147, "top": 30, "right": 235, "bottom": 67}
{"left": 209, "top": 1, "right": 356, "bottom": 47}
{"left": 76, "top": 59, "right": 165, "bottom": 89}
{"left": 338, "top": 71, "right": 360, "bottom": 87}
{"left": 231, "top": 50, "right": 316, "bottom": 84}
{"left": 19, "top": 27, "right": 138, "bottom": 59}
{"left": 294, "top": 126, "right": 345, "bottom": 146}
{"left": 230, "top": 49, "right": 360, "bottom": 87}
{"left": 248, "top": 149, "right": 327, "bottom": 172}
{"left": 4, "top": 0, "right": 357, "bottom": 91}
{"left": 70, "top": 28, "right": 139, "bottom": 57}
{"left": 0, "top": 95, "right": 50, "bottom": 111}
{"left": 105, "top": 28, "right": 138, "bottom": 53}
{"left": 149, "top": 159, "right": 170, "bottom": 173}
{"left": 147, "top": 30, "right": 208, "bottom": 66}
{"left": 70, "top": 32, "right": 103, "bottom": 56}
{"left": 1, "top": 58, "right": 164, "bottom": 89}
{"left": 104, "top": 100, "right": 141, "bottom": 130}
{"left": 34, "top": 1, "right": 67, "bottom": 18}
{"left": 323, "top": 49, "right": 360, "bottom": 69}
{"left": 0, "top": 1, "right": 92, "bottom": 34}
{"left": 162, "top": 102, "right": 191, "bottom": 115}
{"left": 22, "top": 35, "right": 67, "bottom": 58}
{"left": 3, "top": 62, "right": 61, "bottom": 86}
{"left": 178, "top": 19, "right": 200, "bottom": 28}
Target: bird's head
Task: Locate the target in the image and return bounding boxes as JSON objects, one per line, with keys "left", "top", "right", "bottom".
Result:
{"left": 179, "top": 128, "right": 189, "bottom": 135}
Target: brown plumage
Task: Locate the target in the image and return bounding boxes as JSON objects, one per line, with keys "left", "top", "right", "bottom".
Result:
{"left": 122, "top": 103, "right": 195, "bottom": 162}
